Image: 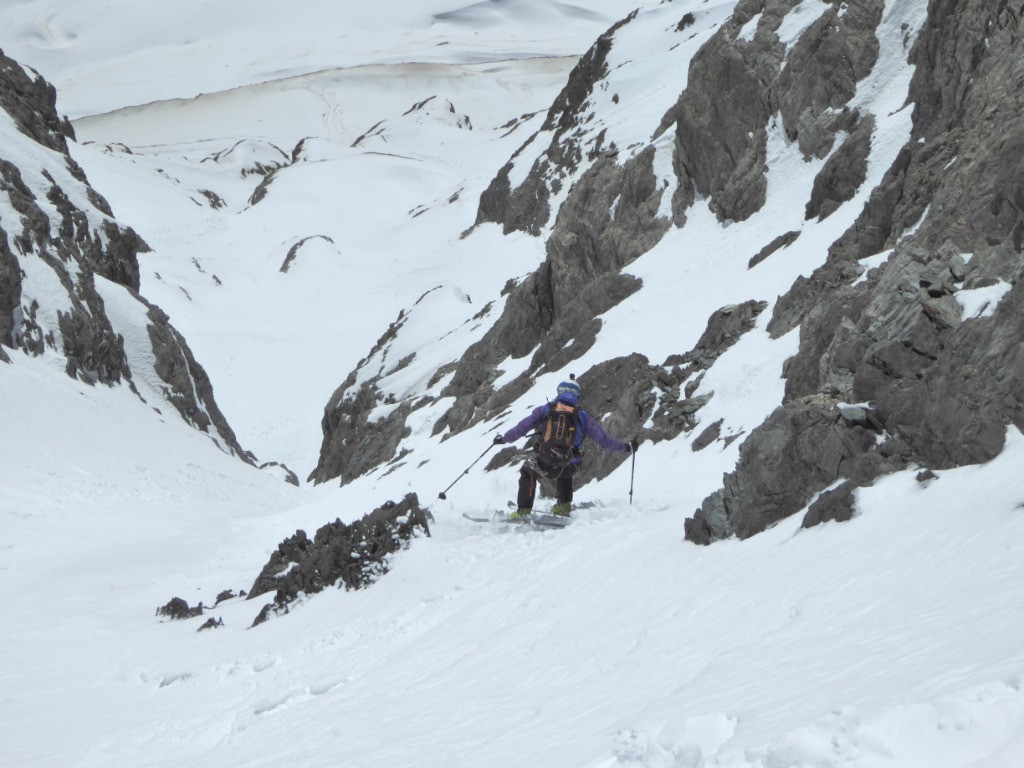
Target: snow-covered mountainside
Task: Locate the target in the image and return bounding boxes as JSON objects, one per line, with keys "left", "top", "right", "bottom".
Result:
{"left": 0, "top": 50, "right": 249, "bottom": 460}
{"left": 310, "top": 0, "right": 1024, "bottom": 547}
{"left": 3, "top": 1, "right": 1024, "bottom": 766}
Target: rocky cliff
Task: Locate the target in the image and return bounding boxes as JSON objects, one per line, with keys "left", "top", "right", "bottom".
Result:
{"left": 0, "top": 50, "right": 250, "bottom": 460}
{"left": 686, "top": 0, "right": 1024, "bottom": 542}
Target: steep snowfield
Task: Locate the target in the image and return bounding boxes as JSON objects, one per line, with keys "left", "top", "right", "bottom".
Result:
{"left": 4, "top": 1, "right": 1024, "bottom": 766}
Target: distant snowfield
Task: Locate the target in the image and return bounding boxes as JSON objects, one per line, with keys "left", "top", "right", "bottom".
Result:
{"left": 4, "top": 0, "right": 1024, "bottom": 766}
{"left": 72, "top": 57, "right": 579, "bottom": 148}
{"left": 67, "top": 53, "right": 568, "bottom": 474}
{"left": 3, "top": 0, "right": 664, "bottom": 118}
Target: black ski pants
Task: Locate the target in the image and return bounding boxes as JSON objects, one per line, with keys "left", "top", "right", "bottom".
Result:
{"left": 517, "top": 460, "right": 577, "bottom": 510}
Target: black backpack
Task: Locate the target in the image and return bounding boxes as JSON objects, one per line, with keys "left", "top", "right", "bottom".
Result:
{"left": 536, "top": 401, "right": 580, "bottom": 469}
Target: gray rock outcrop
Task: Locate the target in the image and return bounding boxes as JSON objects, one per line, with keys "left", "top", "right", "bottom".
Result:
{"left": 309, "top": 300, "right": 428, "bottom": 485}
{"left": 686, "top": 0, "right": 1024, "bottom": 542}
{"left": 0, "top": 54, "right": 75, "bottom": 153}
{"left": 663, "top": 0, "right": 882, "bottom": 224}
{"left": 247, "top": 494, "right": 431, "bottom": 627}
{"left": 155, "top": 597, "right": 204, "bottom": 620}
{"left": 475, "top": 12, "right": 638, "bottom": 236}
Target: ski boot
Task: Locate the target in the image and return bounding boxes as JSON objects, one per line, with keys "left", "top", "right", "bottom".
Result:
{"left": 551, "top": 502, "right": 571, "bottom": 517}
{"left": 507, "top": 508, "right": 532, "bottom": 521}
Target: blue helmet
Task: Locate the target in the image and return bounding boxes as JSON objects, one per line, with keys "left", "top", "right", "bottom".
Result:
{"left": 556, "top": 380, "right": 581, "bottom": 405}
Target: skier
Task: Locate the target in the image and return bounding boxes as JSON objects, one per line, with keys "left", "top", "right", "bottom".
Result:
{"left": 493, "top": 379, "right": 637, "bottom": 518}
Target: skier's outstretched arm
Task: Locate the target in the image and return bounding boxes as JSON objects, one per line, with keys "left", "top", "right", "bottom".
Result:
{"left": 496, "top": 405, "right": 549, "bottom": 444}
{"left": 582, "top": 414, "right": 629, "bottom": 453}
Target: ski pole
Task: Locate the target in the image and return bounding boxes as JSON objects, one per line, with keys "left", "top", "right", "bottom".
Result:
{"left": 438, "top": 443, "right": 497, "bottom": 500}
{"left": 629, "top": 445, "right": 636, "bottom": 505}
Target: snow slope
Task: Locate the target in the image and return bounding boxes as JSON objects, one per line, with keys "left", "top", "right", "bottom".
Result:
{"left": 4, "top": 1, "right": 1024, "bottom": 766}
{"left": 5, "top": 349, "right": 1024, "bottom": 768}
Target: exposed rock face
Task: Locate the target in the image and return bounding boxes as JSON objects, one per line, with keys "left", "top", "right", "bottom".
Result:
{"left": 145, "top": 304, "right": 248, "bottom": 457}
{"left": 248, "top": 494, "right": 431, "bottom": 627}
{"left": 314, "top": 282, "right": 767, "bottom": 492}
{"left": 309, "top": 301, "right": 427, "bottom": 485}
{"left": 324, "top": 0, "right": 889, "bottom": 473}
{"left": 667, "top": 1, "right": 781, "bottom": 223}
{"left": 422, "top": 141, "right": 672, "bottom": 448}
{"left": 664, "top": 0, "right": 882, "bottom": 224}
{"left": 801, "top": 481, "right": 857, "bottom": 529}
{"left": 0, "top": 53, "right": 75, "bottom": 153}
{"left": 0, "top": 49, "right": 250, "bottom": 461}
{"left": 475, "top": 13, "right": 637, "bottom": 236}
{"left": 686, "top": 0, "right": 1024, "bottom": 542}
{"left": 311, "top": 372, "right": 419, "bottom": 485}
{"left": 805, "top": 116, "right": 874, "bottom": 222}
{"left": 685, "top": 395, "right": 895, "bottom": 543}
{"left": 775, "top": 0, "right": 883, "bottom": 159}
{"left": 749, "top": 230, "right": 801, "bottom": 269}
{"left": 155, "top": 597, "right": 204, "bottom": 620}
{"left": 491, "top": 301, "right": 769, "bottom": 489}
{"left": 0, "top": 244, "right": 14, "bottom": 362}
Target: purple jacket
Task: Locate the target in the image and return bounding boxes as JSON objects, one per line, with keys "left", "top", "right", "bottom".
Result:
{"left": 502, "top": 400, "right": 628, "bottom": 453}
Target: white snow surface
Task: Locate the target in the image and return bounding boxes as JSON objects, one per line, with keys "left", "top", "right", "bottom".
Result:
{"left": 956, "top": 280, "right": 1013, "bottom": 320}
{"left": 4, "top": 1, "right": 1024, "bottom": 766}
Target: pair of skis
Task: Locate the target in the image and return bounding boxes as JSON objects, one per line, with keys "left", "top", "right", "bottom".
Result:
{"left": 463, "top": 502, "right": 572, "bottom": 529}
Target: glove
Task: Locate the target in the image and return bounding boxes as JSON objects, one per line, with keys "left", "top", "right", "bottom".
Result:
{"left": 627, "top": 439, "right": 639, "bottom": 454}
{"left": 493, "top": 434, "right": 506, "bottom": 445}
